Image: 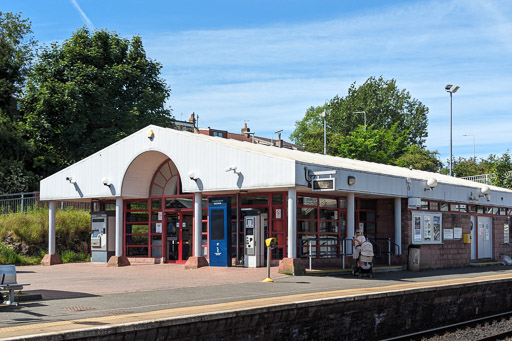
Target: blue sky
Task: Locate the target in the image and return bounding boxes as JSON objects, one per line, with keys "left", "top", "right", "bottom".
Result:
{"left": 4, "top": 0, "right": 512, "bottom": 164}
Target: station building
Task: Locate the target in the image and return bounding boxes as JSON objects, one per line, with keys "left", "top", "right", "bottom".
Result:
{"left": 40, "top": 125, "right": 512, "bottom": 272}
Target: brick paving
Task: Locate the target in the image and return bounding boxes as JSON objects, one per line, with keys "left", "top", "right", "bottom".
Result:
{"left": 15, "top": 263, "right": 287, "bottom": 299}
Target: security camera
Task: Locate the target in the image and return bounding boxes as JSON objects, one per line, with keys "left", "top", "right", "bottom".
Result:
{"left": 66, "top": 177, "right": 76, "bottom": 184}
{"left": 102, "top": 177, "right": 111, "bottom": 187}
{"left": 225, "top": 166, "right": 238, "bottom": 173}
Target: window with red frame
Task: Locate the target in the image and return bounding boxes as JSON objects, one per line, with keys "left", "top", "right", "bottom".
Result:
{"left": 296, "top": 194, "right": 346, "bottom": 259}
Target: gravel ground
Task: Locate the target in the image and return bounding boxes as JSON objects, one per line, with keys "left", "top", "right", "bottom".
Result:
{"left": 421, "top": 315, "right": 512, "bottom": 341}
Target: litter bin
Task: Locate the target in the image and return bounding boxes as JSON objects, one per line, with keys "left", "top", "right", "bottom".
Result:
{"left": 408, "top": 244, "right": 421, "bottom": 271}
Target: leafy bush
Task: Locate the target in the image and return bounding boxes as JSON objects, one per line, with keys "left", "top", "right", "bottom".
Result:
{"left": 0, "top": 206, "right": 91, "bottom": 264}
{"left": 0, "top": 243, "right": 42, "bottom": 265}
{"left": 60, "top": 250, "right": 90, "bottom": 263}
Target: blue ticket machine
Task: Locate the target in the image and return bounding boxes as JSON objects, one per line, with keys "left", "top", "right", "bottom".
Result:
{"left": 208, "top": 197, "right": 232, "bottom": 267}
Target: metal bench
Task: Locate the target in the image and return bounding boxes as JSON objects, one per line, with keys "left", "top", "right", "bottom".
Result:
{"left": 0, "top": 265, "right": 30, "bottom": 306}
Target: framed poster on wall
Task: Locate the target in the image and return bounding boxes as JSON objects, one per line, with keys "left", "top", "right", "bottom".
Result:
{"left": 411, "top": 212, "right": 443, "bottom": 245}
{"left": 413, "top": 216, "right": 422, "bottom": 242}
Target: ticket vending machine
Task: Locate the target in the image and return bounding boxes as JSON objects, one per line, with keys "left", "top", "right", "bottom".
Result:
{"left": 244, "top": 212, "right": 267, "bottom": 268}
{"left": 208, "top": 197, "right": 232, "bottom": 267}
{"left": 90, "top": 212, "right": 115, "bottom": 263}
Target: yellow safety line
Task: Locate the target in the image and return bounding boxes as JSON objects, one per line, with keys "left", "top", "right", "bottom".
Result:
{"left": 1, "top": 272, "right": 511, "bottom": 338}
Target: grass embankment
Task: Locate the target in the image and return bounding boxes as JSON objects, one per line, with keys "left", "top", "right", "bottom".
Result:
{"left": 0, "top": 207, "right": 91, "bottom": 265}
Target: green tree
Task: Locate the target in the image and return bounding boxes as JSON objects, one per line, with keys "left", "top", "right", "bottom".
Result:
{"left": 23, "top": 28, "right": 174, "bottom": 174}
{"left": 448, "top": 157, "right": 493, "bottom": 178}
{"left": 0, "top": 12, "right": 35, "bottom": 117}
{"left": 395, "top": 145, "right": 442, "bottom": 172}
{"left": 291, "top": 76, "right": 429, "bottom": 151}
{"left": 0, "top": 12, "right": 38, "bottom": 193}
{"left": 490, "top": 152, "right": 512, "bottom": 189}
{"left": 336, "top": 123, "right": 409, "bottom": 165}
{"left": 290, "top": 106, "right": 339, "bottom": 154}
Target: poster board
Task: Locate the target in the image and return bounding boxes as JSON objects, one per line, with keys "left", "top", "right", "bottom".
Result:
{"left": 443, "top": 229, "right": 453, "bottom": 240}
{"left": 453, "top": 227, "right": 462, "bottom": 240}
{"left": 505, "top": 224, "right": 510, "bottom": 244}
{"left": 411, "top": 212, "right": 443, "bottom": 244}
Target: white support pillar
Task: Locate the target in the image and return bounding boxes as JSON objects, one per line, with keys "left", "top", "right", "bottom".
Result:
{"left": 347, "top": 193, "right": 355, "bottom": 240}
{"left": 194, "top": 192, "right": 202, "bottom": 257}
{"left": 48, "top": 201, "right": 56, "bottom": 255}
{"left": 287, "top": 188, "right": 297, "bottom": 258}
{"left": 115, "top": 197, "right": 123, "bottom": 257}
{"left": 394, "top": 197, "right": 402, "bottom": 255}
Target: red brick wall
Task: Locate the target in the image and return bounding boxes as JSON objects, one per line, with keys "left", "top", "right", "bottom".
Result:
{"left": 375, "top": 199, "right": 404, "bottom": 265}
{"left": 403, "top": 213, "right": 512, "bottom": 269}
{"left": 404, "top": 211, "right": 472, "bottom": 269}
{"left": 493, "top": 216, "right": 511, "bottom": 261}
{"left": 376, "top": 199, "right": 394, "bottom": 239}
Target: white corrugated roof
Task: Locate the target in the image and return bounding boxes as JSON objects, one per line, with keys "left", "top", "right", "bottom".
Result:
{"left": 168, "top": 126, "right": 512, "bottom": 193}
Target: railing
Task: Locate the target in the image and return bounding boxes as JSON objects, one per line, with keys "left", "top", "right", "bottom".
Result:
{"left": 461, "top": 171, "right": 512, "bottom": 185}
{"left": 0, "top": 192, "right": 39, "bottom": 214}
{"left": 0, "top": 191, "right": 91, "bottom": 214}
{"left": 461, "top": 174, "right": 492, "bottom": 184}
{"left": 300, "top": 238, "right": 341, "bottom": 271}
{"left": 367, "top": 238, "right": 401, "bottom": 266}
{"left": 301, "top": 237, "right": 401, "bottom": 271}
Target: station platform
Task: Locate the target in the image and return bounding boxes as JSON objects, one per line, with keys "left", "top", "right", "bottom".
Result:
{"left": 1, "top": 263, "right": 512, "bottom": 340}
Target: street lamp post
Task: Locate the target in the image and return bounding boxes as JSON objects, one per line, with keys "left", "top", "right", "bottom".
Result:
{"left": 463, "top": 134, "right": 475, "bottom": 160}
{"left": 354, "top": 111, "right": 367, "bottom": 131}
{"left": 321, "top": 109, "right": 327, "bottom": 154}
{"left": 445, "top": 84, "right": 460, "bottom": 177}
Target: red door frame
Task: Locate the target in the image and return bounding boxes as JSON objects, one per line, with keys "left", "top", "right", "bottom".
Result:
{"left": 163, "top": 210, "right": 193, "bottom": 264}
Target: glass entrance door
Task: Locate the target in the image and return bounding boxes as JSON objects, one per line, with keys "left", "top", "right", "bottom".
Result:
{"left": 181, "top": 213, "right": 192, "bottom": 261}
{"left": 165, "top": 212, "right": 193, "bottom": 263}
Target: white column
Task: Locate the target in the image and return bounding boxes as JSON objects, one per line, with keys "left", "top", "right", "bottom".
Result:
{"left": 394, "top": 197, "right": 402, "bottom": 255}
{"left": 287, "top": 188, "right": 297, "bottom": 258}
{"left": 194, "top": 192, "right": 202, "bottom": 257}
{"left": 48, "top": 201, "right": 56, "bottom": 255}
{"left": 115, "top": 197, "right": 123, "bottom": 257}
{"left": 347, "top": 193, "right": 355, "bottom": 240}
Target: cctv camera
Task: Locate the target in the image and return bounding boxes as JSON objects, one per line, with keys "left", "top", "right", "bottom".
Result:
{"left": 225, "top": 166, "right": 238, "bottom": 173}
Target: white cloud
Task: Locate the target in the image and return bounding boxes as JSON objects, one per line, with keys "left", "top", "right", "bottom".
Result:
{"left": 143, "top": 0, "right": 512, "bottom": 161}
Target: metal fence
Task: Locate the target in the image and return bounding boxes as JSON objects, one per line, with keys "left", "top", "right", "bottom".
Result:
{"left": 462, "top": 171, "right": 512, "bottom": 185}
{"left": 300, "top": 237, "right": 401, "bottom": 270}
{"left": 0, "top": 191, "right": 90, "bottom": 214}
{"left": 461, "top": 174, "right": 492, "bottom": 184}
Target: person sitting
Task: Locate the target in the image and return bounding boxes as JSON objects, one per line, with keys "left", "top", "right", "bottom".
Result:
{"left": 352, "top": 229, "right": 366, "bottom": 264}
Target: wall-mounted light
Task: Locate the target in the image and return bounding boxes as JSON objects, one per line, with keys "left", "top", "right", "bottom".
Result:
{"left": 102, "top": 177, "right": 112, "bottom": 187}
{"left": 66, "top": 177, "right": 76, "bottom": 184}
{"left": 188, "top": 170, "right": 198, "bottom": 182}
{"left": 146, "top": 129, "right": 155, "bottom": 141}
{"left": 479, "top": 185, "right": 491, "bottom": 201}
{"left": 424, "top": 178, "right": 438, "bottom": 191}
{"left": 348, "top": 176, "right": 356, "bottom": 186}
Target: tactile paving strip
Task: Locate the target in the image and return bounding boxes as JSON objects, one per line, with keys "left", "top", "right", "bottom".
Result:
{"left": 63, "top": 306, "right": 97, "bottom": 312}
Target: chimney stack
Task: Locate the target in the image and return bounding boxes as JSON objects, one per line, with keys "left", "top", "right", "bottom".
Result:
{"left": 241, "top": 122, "right": 250, "bottom": 134}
